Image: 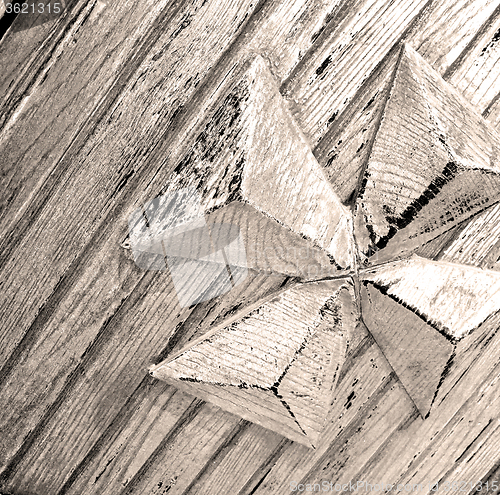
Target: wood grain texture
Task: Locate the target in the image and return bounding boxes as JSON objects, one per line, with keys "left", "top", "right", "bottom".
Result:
{"left": 2, "top": 0, "right": 500, "bottom": 493}
{"left": 405, "top": 0, "right": 500, "bottom": 75}
{"left": 360, "top": 282, "right": 453, "bottom": 416}
{"left": 446, "top": 4, "right": 500, "bottom": 114}
{"left": 120, "top": 401, "right": 244, "bottom": 495}
{"left": 245, "top": 321, "right": 410, "bottom": 493}
{"left": 206, "top": 201, "right": 339, "bottom": 280}
{"left": 280, "top": 0, "right": 429, "bottom": 145}
{"left": 0, "top": 0, "right": 173, "bottom": 244}
{"left": 61, "top": 379, "right": 195, "bottom": 495}
{"left": 176, "top": 423, "right": 288, "bottom": 495}
{"left": 354, "top": 44, "right": 500, "bottom": 262}
{"left": 312, "top": 0, "right": 500, "bottom": 204}
{"left": 313, "top": 44, "right": 401, "bottom": 204}
{"left": 439, "top": 202, "right": 500, "bottom": 270}
{"left": 0, "top": 0, "right": 260, "bottom": 372}
{"left": 0, "top": 1, "right": 379, "bottom": 483}
{"left": 151, "top": 280, "right": 355, "bottom": 447}
{"left": 361, "top": 256, "right": 500, "bottom": 341}
{"left": 0, "top": 0, "right": 81, "bottom": 113}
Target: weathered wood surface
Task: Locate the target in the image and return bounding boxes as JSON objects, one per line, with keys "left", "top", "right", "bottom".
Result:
{"left": 439, "top": 202, "right": 500, "bottom": 270}
{"left": 313, "top": 44, "right": 401, "bottom": 204}
{"left": 253, "top": 323, "right": 418, "bottom": 493}
{"left": 0, "top": 0, "right": 265, "bottom": 488}
{"left": 206, "top": 202, "right": 339, "bottom": 280}
{"left": 446, "top": 4, "right": 500, "bottom": 114}
{"left": 405, "top": 0, "right": 500, "bottom": 76}
{"left": 352, "top": 312, "right": 500, "bottom": 494}
{"left": 2, "top": 0, "right": 500, "bottom": 493}
{"left": 360, "top": 282, "right": 453, "bottom": 416}
{"left": 0, "top": 0, "right": 174, "bottom": 244}
{"left": 0, "top": 0, "right": 361, "bottom": 489}
{"left": 281, "top": 0, "right": 430, "bottom": 145}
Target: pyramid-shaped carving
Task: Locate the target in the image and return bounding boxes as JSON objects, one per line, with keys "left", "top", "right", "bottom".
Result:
{"left": 161, "top": 55, "right": 355, "bottom": 271}
{"left": 150, "top": 281, "right": 357, "bottom": 447}
{"left": 360, "top": 281, "right": 453, "bottom": 416}
{"left": 348, "top": 44, "right": 500, "bottom": 263}
{"left": 361, "top": 256, "right": 500, "bottom": 341}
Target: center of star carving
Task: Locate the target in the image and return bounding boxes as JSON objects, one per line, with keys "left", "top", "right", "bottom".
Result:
{"left": 138, "top": 44, "right": 500, "bottom": 448}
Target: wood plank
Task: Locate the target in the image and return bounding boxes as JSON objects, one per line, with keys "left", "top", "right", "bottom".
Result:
{"left": 291, "top": 376, "right": 416, "bottom": 491}
{"left": 61, "top": 379, "right": 195, "bottom": 495}
{"left": 438, "top": 202, "right": 500, "bottom": 270}
{"left": 361, "top": 256, "right": 500, "bottom": 341}
{"left": 0, "top": 0, "right": 345, "bottom": 262}
{"left": 281, "top": 0, "right": 429, "bottom": 146}
{"left": 446, "top": 4, "right": 500, "bottom": 113}
{"left": 119, "top": 402, "right": 245, "bottom": 495}
{"left": 360, "top": 282, "right": 453, "bottom": 417}
{"left": 0, "top": 0, "right": 175, "bottom": 243}
{"left": 376, "top": 360, "right": 500, "bottom": 492}
{"left": 0, "top": 0, "right": 350, "bottom": 386}
{"left": 256, "top": 373, "right": 417, "bottom": 493}
{"left": 405, "top": 0, "right": 500, "bottom": 76}
{"left": 0, "top": 0, "right": 260, "bottom": 384}
{"left": 175, "top": 424, "right": 288, "bottom": 495}
{"left": 313, "top": 44, "right": 401, "bottom": 204}
{"left": 257, "top": 312, "right": 500, "bottom": 494}
{"left": 2, "top": 272, "right": 290, "bottom": 491}
{"left": 3, "top": 0, "right": 500, "bottom": 492}
{"left": 1, "top": 267, "right": 290, "bottom": 494}
{"left": 0, "top": 0, "right": 82, "bottom": 114}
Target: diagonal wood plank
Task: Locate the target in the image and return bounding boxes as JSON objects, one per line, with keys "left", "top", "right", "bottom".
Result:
{"left": 1, "top": 267, "right": 290, "bottom": 493}
{"left": 0, "top": 0, "right": 176, "bottom": 244}
{"left": 446, "top": 4, "right": 500, "bottom": 114}
{"left": 405, "top": 0, "right": 500, "bottom": 76}
{"left": 438, "top": 202, "right": 500, "bottom": 271}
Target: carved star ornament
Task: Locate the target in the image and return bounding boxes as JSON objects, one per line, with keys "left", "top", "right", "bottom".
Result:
{"left": 126, "top": 44, "right": 500, "bottom": 448}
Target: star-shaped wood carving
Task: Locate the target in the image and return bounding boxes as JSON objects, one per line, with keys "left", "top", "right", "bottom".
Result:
{"left": 145, "top": 44, "right": 500, "bottom": 448}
